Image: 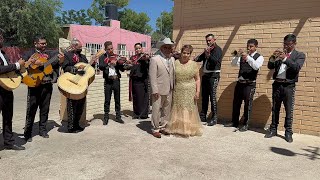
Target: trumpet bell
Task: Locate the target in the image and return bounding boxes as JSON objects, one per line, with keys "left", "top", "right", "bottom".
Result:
{"left": 231, "top": 50, "right": 238, "bottom": 56}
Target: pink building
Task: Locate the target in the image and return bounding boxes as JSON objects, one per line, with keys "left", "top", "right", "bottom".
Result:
{"left": 62, "top": 20, "right": 151, "bottom": 57}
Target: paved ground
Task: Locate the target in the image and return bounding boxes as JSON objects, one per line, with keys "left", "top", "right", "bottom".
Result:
{"left": 0, "top": 85, "right": 320, "bottom": 180}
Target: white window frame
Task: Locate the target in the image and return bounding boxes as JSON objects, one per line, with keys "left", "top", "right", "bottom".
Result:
{"left": 85, "top": 43, "right": 103, "bottom": 55}
{"left": 117, "top": 44, "right": 127, "bottom": 56}
{"left": 141, "top": 41, "right": 147, "bottom": 48}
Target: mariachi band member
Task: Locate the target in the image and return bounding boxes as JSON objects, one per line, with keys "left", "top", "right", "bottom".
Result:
{"left": 231, "top": 39, "right": 264, "bottom": 132}
{"left": 195, "top": 34, "right": 222, "bottom": 126}
{"left": 171, "top": 40, "right": 181, "bottom": 60}
{"left": 98, "top": 41, "right": 126, "bottom": 125}
{"left": 0, "top": 29, "right": 25, "bottom": 150}
{"left": 61, "top": 39, "right": 92, "bottom": 133}
{"left": 127, "top": 43, "right": 150, "bottom": 119}
{"left": 265, "top": 34, "right": 305, "bottom": 143}
{"left": 23, "top": 34, "right": 64, "bottom": 142}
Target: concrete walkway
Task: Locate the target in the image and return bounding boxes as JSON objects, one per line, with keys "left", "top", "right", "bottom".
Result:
{"left": 0, "top": 85, "right": 320, "bottom": 180}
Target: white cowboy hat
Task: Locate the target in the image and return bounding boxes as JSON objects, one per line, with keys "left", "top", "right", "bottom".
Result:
{"left": 156, "top": 37, "right": 174, "bottom": 49}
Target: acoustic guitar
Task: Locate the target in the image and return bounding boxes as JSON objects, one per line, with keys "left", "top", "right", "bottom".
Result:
{"left": 57, "top": 49, "right": 105, "bottom": 100}
{"left": 22, "top": 48, "right": 71, "bottom": 87}
{"left": 0, "top": 68, "right": 27, "bottom": 91}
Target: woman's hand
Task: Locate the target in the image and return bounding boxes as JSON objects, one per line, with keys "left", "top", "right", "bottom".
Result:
{"left": 194, "top": 92, "right": 200, "bottom": 100}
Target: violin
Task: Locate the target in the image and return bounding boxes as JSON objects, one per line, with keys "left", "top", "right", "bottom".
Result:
{"left": 108, "top": 53, "right": 127, "bottom": 65}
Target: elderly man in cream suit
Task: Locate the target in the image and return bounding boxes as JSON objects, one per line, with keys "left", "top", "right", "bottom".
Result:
{"left": 149, "top": 38, "right": 175, "bottom": 138}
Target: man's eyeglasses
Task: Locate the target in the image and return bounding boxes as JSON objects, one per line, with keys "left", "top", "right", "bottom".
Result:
{"left": 38, "top": 42, "right": 47, "bottom": 45}
{"left": 283, "top": 42, "right": 294, "bottom": 48}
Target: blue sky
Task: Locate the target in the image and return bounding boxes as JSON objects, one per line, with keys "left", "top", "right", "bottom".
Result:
{"left": 60, "top": 0, "right": 174, "bottom": 30}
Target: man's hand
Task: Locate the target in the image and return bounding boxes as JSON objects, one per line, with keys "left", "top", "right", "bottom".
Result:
{"left": 241, "top": 52, "right": 248, "bottom": 62}
{"left": 18, "top": 58, "right": 25, "bottom": 66}
{"left": 152, "top": 93, "right": 160, "bottom": 100}
{"left": 58, "top": 53, "right": 65, "bottom": 64}
{"left": 125, "top": 59, "right": 132, "bottom": 64}
{"left": 34, "top": 60, "right": 44, "bottom": 66}
{"left": 278, "top": 52, "right": 286, "bottom": 60}
{"left": 78, "top": 65, "right": 86, "bottom": 70}
{"left": 28, "top": 57, "right": 36, "bottom": 64}
{"left": 109, "top": 60, "right": 117, "bottom": 66}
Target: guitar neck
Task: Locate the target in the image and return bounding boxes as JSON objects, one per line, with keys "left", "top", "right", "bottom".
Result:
{"left": 44, "top": 56, "right": 58, "bottom": 67}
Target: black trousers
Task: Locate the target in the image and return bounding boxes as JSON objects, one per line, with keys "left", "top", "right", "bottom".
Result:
{"left": 67, "top": 97, "right": 86, "bottom": 130}
{"left": 269, "top": 82, "right": 296, "bottom": 134}
{"left": 132, "top": 78, "right": 149, "bottom": 117}
{"left": 199, "top": 74, "right": 220, "bottom": 121}
{"left": 104, "top": 79, "right": 121, "bottom": 117}
{"left": 24, "top": 83, "right": 53, "bottom": 138}
{"left": 232, "top": 82, "right": 256, "bottom": 127}
{"left": 0, "top": 87, "right": 14, "bottom": 146}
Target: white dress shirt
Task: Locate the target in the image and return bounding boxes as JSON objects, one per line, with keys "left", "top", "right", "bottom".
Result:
{"left": 231, "top": 51, "right": 264, "bottom": 80}
{"left": 276, "top": 52, "right": 292, "bottom": 79}
{"left": 160, "top": 51, "right": 172, "bottom": 69}
{"left": 0, "top": 51, "right": 20, "bottom": 69}
{"left": 108, "top": 64, "right": 117, "bottom": 76}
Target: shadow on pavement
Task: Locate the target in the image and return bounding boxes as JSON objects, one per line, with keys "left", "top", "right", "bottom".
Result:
{"left": 270, "top": 146, "right": 320, "bottom": 160}
{"left": 270, "top": 147, "right": 296, "bottom": 156}
{"left": 136, "top": 120, "right": 153, "bottom": 135}
{"left": 0, "top": 132, "right": 26, "bottom": 151}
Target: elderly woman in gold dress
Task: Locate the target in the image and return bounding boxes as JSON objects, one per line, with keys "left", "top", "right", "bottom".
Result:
{"left": 165, "top": 45, "right": 203, "bottom": 137}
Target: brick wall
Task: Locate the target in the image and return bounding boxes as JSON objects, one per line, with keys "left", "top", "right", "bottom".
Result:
{"left": 173, "top": 0, "right": 320, "bottom": 136}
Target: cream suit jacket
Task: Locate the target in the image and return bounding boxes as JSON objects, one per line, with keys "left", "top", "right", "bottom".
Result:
{"left": 149, "top": 54, "right": 175, "bottom": 96}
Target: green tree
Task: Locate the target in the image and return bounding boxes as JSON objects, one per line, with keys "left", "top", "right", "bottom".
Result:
{"left": 88, "top": 0, "right": 130, "bottom": 25}
{"left": 155, "top": 11, "right": 173, "bottom": 39}
{"left": 0, "top": 0, "right": 63, "bottom": 47}
{"left": 0, "top": 0, "right": 27, "bottom": 45}
{"left": 57, "top": 9, "right": 91, "bottom": 25}
{"left": 118, "top": 9, "right": 152, "bottom": 34}
{"left": 151, "top": 31, "right": 164, "bottom": 42}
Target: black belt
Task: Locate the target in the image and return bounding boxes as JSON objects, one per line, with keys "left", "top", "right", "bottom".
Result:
{"left": 274, "top": 78, "right": 287, "bottom": 83}
{"left": 238, "top": 79, "right": 255, "bottom": 84}
{"left": 108, "top": 75, "right": 119, "bottom": 80}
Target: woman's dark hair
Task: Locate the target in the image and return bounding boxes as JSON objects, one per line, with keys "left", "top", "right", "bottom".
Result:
{"left": 181, "top": 45, "right": 193, "bottom": 53}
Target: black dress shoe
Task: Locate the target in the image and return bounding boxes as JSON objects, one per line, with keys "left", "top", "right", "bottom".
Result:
{"left": 75, "top": 126, "right": 85, "bottom": 132}
{"left": 285, "top": 134, "right": 293, "bottom": 143}
{"left": 115, "top": 118, "right": 124, "bottom": 124}
{"left": 207, "top": 119, "right": 217, "bottom": 126}
{"left": 200, "top": 117, "right": 207, "bottom": 122}
{"left": 239, "top": 125, "right": 248, "bottom": 132}
{"left": 40, "top": 133, "right": 49, "bottom": 138}
{"left": 67, "top": 129, "right": 77, "bottom": 133}
{"left": 25, "top": 137, "right": 33, "bottom": 142}
{"left": 103, "top": 118, "right": 109, "bottom": 125}
{"left": 4, "top": 144, "right": 26, "bottom": 151}
{"left": 264, "top": 131, "right": 277, "bottom": 138}
{"left": 225, "top": 123, "right": 238, "bottom": 128}
{"left": 132, "top": 115, "right": 139, "bottom": 119}
{"left": 140, "top": 116, "right": 149, "bottom": 119}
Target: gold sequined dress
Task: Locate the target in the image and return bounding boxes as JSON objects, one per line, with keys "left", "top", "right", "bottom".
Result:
{"left": 166, "top": 60, "right": 203, "bottom": 136}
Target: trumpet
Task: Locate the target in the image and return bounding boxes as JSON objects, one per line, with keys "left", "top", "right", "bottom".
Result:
{"left": 231, "top": 49, "right": 249, "bottom": 57}
{"left": 269, "top": 49, "right": 287, "bottom": 62}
